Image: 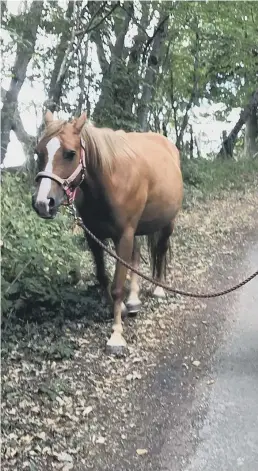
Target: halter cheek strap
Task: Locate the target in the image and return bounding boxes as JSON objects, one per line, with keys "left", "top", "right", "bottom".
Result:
{"left": 35, "top": 138, "right": 86, "bottom": 204}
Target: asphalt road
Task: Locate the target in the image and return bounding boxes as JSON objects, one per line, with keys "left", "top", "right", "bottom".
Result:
{"left": 156, "top": 237, "right": 258, "bottom": 471}
{"left": 182, "top": 239, "right": 258, "bottom": 471}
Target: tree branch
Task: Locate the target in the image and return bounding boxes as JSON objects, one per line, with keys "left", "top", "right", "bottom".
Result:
{"left": 142, "top": 14, "right": 170, "bottom": 62}
{"left": 75, "top": 2, "right": 119, "bottom": 37}
{"left": 217, "top": 88, "right": 258, "bottom": 159}
{"left": 1, "top": 0, "right": 43, "bottom": 163}
{"left": 176, "top": 26, "right": 200, "bottom": 149}
{"left": 120, "top": 3, "right": 149, "bottom": 38}
{"left": 81, "top": 2, "right": 106, "bottom": 30}
{"left": 12, "top": 107, "right": 35, "bottom": 150}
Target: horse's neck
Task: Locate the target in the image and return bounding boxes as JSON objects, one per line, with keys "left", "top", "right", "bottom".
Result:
{"left": 80, "top": 171, "right": 110, "bottom": 202}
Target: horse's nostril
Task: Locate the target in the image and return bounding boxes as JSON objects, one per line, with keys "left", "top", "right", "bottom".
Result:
{"left": 48, "top": 197, "right": 55, "bottom": 209}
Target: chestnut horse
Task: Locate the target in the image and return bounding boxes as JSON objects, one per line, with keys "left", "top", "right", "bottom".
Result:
{"left": 32, "top": 111, "right": 183, "bottom": 355}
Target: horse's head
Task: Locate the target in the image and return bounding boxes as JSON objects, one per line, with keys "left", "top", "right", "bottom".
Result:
{"left": 32, "top": 111, "right": 87, "bottom": 219}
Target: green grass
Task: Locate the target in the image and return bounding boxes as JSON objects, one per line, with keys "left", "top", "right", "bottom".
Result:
{"left": 182, "top": 157, "right": 258, "bottom": 196}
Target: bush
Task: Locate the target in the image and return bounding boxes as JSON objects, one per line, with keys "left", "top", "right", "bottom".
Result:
{"left": 1, "top": 171, "right": 83, "bottom": 318}
{"left": 182, "top": 157, "right": 258, "bottom": 195}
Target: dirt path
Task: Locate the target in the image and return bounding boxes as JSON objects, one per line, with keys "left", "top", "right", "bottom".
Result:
{"left": 2, "top": 189, "right": 258, "bottom": 471}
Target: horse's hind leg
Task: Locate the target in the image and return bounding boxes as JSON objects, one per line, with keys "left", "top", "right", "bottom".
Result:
{"left": 126, "top": 237, "right": 142, "bottom": 314}
{"left": 152, "top": 221, "right": 174, "bottom": 298}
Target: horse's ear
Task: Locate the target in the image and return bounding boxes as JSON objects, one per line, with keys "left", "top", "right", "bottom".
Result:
{"left": 74, "top": 112, "right": 87, "bottom": 133}
{"left": 45, "top": 110, "right": 54, "bottom": 125}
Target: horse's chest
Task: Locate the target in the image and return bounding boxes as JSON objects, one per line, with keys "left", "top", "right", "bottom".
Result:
{"left": 76, "top": 193, "right": 120, "bottom": 239}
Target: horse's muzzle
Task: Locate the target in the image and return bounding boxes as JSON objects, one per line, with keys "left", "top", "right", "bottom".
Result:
{"left": 32, "top": 193, "right": 58, "bottom": 219}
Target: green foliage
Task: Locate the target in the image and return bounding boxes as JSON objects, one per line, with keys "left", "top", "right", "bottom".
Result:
{"left": 182, "top": 157, "right": 258, "bottom": 196}
{"left": 156, "top": 0, "right": 258, "bottom": 133}
{"left": 1, "top": 172, "right": 82, "bottom": 318}
{"left": 93, "top": 57, "right": 140, "bottom": 131}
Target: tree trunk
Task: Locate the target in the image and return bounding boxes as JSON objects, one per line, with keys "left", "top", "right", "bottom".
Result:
{"left": 1, "top": 0, "right": 7, "bottom": 24}
{"left": 176, "top": 27, "right": 200, "bottom": 150}
{"left": 189, "top": 124, "right": 194, "bottom": 159}
{"left": 45, "top": 1, "right": 75, "bottom": 113}
{"left": 194, "top": 136, "right": 201, "bottom": 158}
{"left": 124, "top": 2, "right": 150, "bottom": 117}
{"left": 244, "top": 104, "right": 258, "bottom": 158}
{"left": 76, "top": 40, "right": 89, "bottom": 117}
{"left": 217, "top": 89, "right": 258, "bottom": 159}
{"left": 137, "top": 14, "right": 169, "bottom": 131}
{"left": 93, "top": 2, "right": 133, "bottom": 127}
{"left": 1, "top": 1, "right": 43, "bottom": 164}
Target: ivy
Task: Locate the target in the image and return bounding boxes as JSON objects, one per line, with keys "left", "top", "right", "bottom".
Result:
{"left": 1, "top": 172, "right": 83, "bottom": 318}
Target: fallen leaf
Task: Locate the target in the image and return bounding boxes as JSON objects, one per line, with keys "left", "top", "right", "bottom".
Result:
{"left": 83, "top": 406, "right": 93, "bottom": 416}
{"left": 158, "top": 320, "right": 166, "bottom": 329}
{"left": 136, "top": 448, "right": 148, "bottom": 456}
{"left": 20, "top": 435, "right": 34, "bottom": 444}
{"left": 62, "top": 464, "right": 74, "bottom": 471}
{"left": 132, "top": 371, "right": 142, "bottom": 380}
{"left": 96, "top": 436, "right": 105, "bottom": 444}
{"left": 56, "top": 452, "right": 73, "bottom": 463}
{"left": 207, "top": 379, "right": 215, "bottom": 385}
{"left": 132, "top": 357, "right": 142, "bottom": 363}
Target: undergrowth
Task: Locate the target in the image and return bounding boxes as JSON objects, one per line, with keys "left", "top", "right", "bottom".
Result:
{"left": 1, "top": 171, "right": 84, "bottom": 321}
{"left": 182, "top": 157, "right": 258, "bottom": 196}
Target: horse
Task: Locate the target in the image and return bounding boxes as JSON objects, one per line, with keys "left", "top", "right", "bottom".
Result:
{"left": 32, "top": 111, "right": 183, "bottom": 355}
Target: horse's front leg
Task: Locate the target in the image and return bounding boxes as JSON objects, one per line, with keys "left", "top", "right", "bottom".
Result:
{"left": 106, "top": 228, "right": 135, "bottom": 356}
{"left": 85, "top": 233, "right": 109, "bottom": 294}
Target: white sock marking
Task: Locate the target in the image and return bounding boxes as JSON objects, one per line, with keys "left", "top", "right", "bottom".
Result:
{"left": 36, "top": 137, "right": 60, "bottom": 203}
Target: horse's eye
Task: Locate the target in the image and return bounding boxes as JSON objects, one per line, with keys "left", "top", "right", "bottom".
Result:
{"left": 64, "top": 150, "right": 76, "bottom": 160}
{"left": 35, "top": 151, "right": 45, "bottom": 161}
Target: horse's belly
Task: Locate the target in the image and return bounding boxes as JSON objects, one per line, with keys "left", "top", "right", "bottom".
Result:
{"left": 136, "top": 207, "right": 176, "bottom": 235}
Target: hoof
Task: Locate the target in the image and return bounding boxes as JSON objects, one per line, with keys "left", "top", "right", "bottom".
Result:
{"left": 106, "top": 332, "right": 127, "bottom": 357}
{"left": 105, "top": 343, "right": 127, "bottom": 357}
{"left": 126, "top": 301, "right": 142, "bottom": 315}
{"left": 153, "top": 286, "right": 166, "bottom": 298}
{"left": 121, "top": 302, "right": 128, "bottom": 318}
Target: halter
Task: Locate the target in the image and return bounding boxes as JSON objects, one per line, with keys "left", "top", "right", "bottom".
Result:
{"left": 35, "top": 137, "right": 86, "bottom": 205}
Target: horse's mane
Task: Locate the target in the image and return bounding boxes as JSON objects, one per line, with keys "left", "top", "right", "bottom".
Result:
{"left": 42, "top": 119, "right": 135, "bottom": 173}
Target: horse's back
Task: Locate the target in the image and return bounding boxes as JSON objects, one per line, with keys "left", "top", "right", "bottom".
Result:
{"left": 124, "top": 131, "right": 181, "bottom": 169}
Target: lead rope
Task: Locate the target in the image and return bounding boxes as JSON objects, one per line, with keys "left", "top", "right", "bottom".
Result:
{"left": 68, "top": 204, "right": 258, "bottom": 299}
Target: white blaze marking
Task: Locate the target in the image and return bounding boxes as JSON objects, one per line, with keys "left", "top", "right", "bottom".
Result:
{"left": 36, "top": 137, "right": 60, "bottom": 203}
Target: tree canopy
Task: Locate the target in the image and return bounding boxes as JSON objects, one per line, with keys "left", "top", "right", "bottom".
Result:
{"left": 1, "top": 0, "right": 258, "bottom": 165}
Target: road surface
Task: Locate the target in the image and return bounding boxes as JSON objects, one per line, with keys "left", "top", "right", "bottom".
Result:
{"left": 163, "top": 236, "right": 258, "bottom": 471}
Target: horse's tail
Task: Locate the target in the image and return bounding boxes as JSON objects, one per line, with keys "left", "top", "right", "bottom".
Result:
{"left": 147, "top": 231, "right": 172, "bottom": 280}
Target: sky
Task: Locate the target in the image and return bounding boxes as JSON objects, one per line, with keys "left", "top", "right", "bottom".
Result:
{"left": 2, "top": 0, "right": 241, "bottom": 167}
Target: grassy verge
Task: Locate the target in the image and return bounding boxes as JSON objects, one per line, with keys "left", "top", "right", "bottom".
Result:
{"left": 182, "top": 157, "right": 258, "bottom": 205}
